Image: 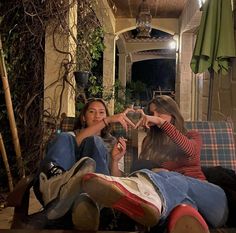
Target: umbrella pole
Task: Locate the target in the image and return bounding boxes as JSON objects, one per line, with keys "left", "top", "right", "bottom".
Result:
{"left": 207, "top": 70, "right": 214, "bottom": 120}
{"left": 0, "top": 37, "right": 25, "bottom": 178}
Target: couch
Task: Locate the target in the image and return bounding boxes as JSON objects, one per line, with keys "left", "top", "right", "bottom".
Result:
{"left": 5, "top": 117, "right": 236, "bottom": 233}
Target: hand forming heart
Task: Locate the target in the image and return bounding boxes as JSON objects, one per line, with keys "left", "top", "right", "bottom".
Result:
{"left": 122, "top": 108, "right": 144, "bottom": 128}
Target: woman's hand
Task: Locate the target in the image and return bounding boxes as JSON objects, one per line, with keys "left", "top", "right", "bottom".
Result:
{"left": 106, "top": 108, "right": 136, "bottom": 131}
{"left": 135, "top": 109, "right": 165, "bottom": 129}
{"left": 111, "top": 137, "right": 127, "bottom": 162}
{"left": 151, "top": 168, "right": 169, "bottom": 173}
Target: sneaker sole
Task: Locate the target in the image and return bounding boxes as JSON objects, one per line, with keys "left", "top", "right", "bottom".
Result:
{"left": 47, "top": 158, "right": 96, "bottom": 219}
{"left": 168, "top": 205, "right": 209, "bottom": 233}
{"left": 82, "top": 173, "right": 160, "bottom": 227}
{"left": 169, "top": 215, "right": 210, "bottom": 233}
{"left": 65, "top": 156, "right": 95, "bottom": 180}
{"left": 41, "top": 156, "right": 95, "bottom": 206}
{"left": 72, "top": 194, "right": 99, "bottom": 231}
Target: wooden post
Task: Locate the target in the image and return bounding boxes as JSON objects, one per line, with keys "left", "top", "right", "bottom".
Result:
{"left": 0, "top": 133, "right": 14, "bottom": 192}
{"left": 207, "top": 69, "right": 214, "bottom": 120}
{"left": 0, "top": 37, "right": 25, "bottom": 177}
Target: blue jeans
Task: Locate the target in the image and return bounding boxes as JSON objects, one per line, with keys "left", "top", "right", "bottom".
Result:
{"left": 134, "top": 169, "right": 228, "bottom": 228}
{"left": 41, "top": 132, "right": 110, "bottom": 175}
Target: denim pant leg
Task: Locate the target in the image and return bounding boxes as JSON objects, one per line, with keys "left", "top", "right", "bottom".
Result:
{"left": 76, "top": 136, "right": 110, "bottom": 175}
{"left": 34, "top": 134, "right": 110, "bottom": 205}
{"left": 42, "top": 132, "right": 78, "bottom": 170}
{"left": 186, "top": 176, "right": 228, "bottom": 228}
{"left": 34, "top": 132, "right": 78, "bottom": 204}
{"left": 135, "top": 169, "right": 228, "bottom": 228}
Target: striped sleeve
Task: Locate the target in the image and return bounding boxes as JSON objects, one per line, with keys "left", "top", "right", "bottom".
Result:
{"left": 160, "top": 121, "right": 202, "bottom": 159}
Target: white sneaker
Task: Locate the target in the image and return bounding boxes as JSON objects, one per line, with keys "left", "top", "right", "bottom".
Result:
{"left": 46, "top": 157, "right": 96, "bottom": 220}
{"left": 72, "top": 193, "right": 100, "bottom": 231}
{"left": 39, "top": 157, "right": 95, "bottom": 206}
{"left": 82, "top": 173, "right": 162, "bottom": 227}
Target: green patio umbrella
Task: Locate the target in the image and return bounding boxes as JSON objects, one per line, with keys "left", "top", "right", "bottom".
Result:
{"left": 190, "top": 0, "right": 236, "bottom": 119}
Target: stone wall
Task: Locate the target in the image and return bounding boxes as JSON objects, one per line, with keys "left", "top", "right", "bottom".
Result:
{"left": 194, "top": 57, "right": 236, "bottom": 145}
{"left": 207, "top": 6, "right": 236, "bottom": 144}
{"left": 210, "top": 62, "right": 236, "bottom": 144}
{"left": 188, "top": 7, "right": 236, "bottom": 145}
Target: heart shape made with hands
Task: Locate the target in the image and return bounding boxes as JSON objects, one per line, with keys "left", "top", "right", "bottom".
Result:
{"left": 125, "top": 110, "right": 143, "bottom": 125}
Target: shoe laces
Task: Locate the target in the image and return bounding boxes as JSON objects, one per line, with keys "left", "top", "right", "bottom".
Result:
{"left": 43, "top": 162, "right": 65, "bottom": 179}
{"left": 49, "top": 166, "right": 64, "bottom": 177}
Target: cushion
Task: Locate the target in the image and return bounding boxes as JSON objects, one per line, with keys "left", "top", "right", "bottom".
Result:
{"left": 185, "top": 121, "right": 236, "bottom": 171}
{"left": 60, "top": 118, "right": 236, "bottom": 173}
{"left": 60, "top": 117, "right": 76, "bottom": 132}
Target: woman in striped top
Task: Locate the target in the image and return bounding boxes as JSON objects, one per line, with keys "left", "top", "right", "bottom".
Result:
{"left": 138, "top": 95, "right": 206, "bottom": 180}
{"left": 82, "top": 95, "right": 229, "bottom": 232}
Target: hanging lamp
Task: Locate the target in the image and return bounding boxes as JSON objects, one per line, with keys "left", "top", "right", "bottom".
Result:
{"left": 136, "top": 0, "right": 152, "bottom": 38}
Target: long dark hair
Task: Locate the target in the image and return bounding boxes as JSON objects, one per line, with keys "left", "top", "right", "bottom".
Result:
{"left": 139, "top": 95, "right": 187, "bottom": 163}
{"left": 73, "top": 98, "right": 111, "bottom": 137}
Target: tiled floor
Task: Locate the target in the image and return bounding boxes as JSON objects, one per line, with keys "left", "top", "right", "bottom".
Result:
{"left": 0, "top": 188, "right": 42, "bottom": 229}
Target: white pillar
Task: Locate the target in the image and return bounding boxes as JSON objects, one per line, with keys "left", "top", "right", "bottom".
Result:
{"left": 118, "top": 53, "right": 127, "bottom": 99}
{"left": 103, "top": 33, "right": 116, "bottom": 114}
{"left": 176, "top": 32, "right": 194, "bottom": 120}
{"left": 44, "top": 1, "right": 77, "bottom": 119}
{"left": 126, "top": 55, "right": 132, "bottom": 83}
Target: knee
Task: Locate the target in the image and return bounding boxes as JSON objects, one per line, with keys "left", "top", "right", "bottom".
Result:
{"left": 46, "top": 132, "right": 75, "bottom": 151}
{"left": 53, "top": 132, "right": 75, "bottom": 144}
{"left": 83, "top": 135, "right": 104, "bottom": 145}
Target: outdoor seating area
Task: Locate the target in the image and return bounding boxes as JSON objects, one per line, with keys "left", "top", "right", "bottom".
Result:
{"left": 1, "top": 0, "right": 236, "bottom": 233}
{"left": 4, "top": 117, "right": 236, "bottom": 232}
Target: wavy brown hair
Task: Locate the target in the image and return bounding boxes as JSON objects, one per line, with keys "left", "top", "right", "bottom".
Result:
{"left": 139, "top": 95, "right": 187, "bottom": 164}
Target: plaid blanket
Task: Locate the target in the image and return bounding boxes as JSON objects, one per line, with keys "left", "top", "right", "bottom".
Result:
{"left": 185, "top": 121, "right": 236, "bottom": 171}
{"left": 60, "top": 118, "right": 236, "bottom": 173}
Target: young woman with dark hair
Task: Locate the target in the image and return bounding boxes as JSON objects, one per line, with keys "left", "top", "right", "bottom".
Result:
{"left": 33, "top": 98, "right": 135, "bottom": 230}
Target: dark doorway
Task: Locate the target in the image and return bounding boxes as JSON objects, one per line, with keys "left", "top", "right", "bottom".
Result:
{"left": 131, "top": 59, "right": 176, "bottom": 104}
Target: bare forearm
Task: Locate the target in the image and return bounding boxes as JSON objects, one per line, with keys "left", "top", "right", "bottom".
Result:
{"left": 76, "top": 120, "right": 106, "bottom": 145}
{"left": 110, "top": 160, "right": 122, "bottom": 177}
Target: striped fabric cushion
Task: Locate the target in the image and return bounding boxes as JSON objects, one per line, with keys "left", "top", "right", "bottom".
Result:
{"left": 185, "top": 121, "right": 236, "bottom": 171}
{"left": 60, "top": 117, "right": 76, "bottom": 132}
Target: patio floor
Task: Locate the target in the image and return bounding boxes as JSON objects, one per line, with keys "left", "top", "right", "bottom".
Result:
{"left": 0, "top": 188, "right": 42, "bottom": 229}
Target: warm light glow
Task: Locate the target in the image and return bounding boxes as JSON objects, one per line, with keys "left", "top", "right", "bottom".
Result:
{"left": 170, "top": 34, "right": 179, "bottom": 51}
{"left": 199, "top": 0, "right": 233, "bottom": 11}
{"left": 198, "top": 0, "right": 206, "bottom": 8}
{"left": 169, "top": 41, "right": 176, "bottom": 50}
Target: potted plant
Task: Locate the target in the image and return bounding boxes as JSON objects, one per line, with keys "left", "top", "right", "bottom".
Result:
{"left": 74, "top": 0, "right": 105, "bottom": 89}
{"left": 73, "top": 70, "right": 90, "bottom": 88}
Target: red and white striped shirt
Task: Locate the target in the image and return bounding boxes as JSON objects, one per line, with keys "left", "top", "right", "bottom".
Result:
{"left": 160, "top": 121, "right": 206, "bottom": 180}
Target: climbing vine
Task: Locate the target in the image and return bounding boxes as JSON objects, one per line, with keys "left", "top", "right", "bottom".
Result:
{"left": 0, "top": 0, "right": 104, "bottom": 189}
